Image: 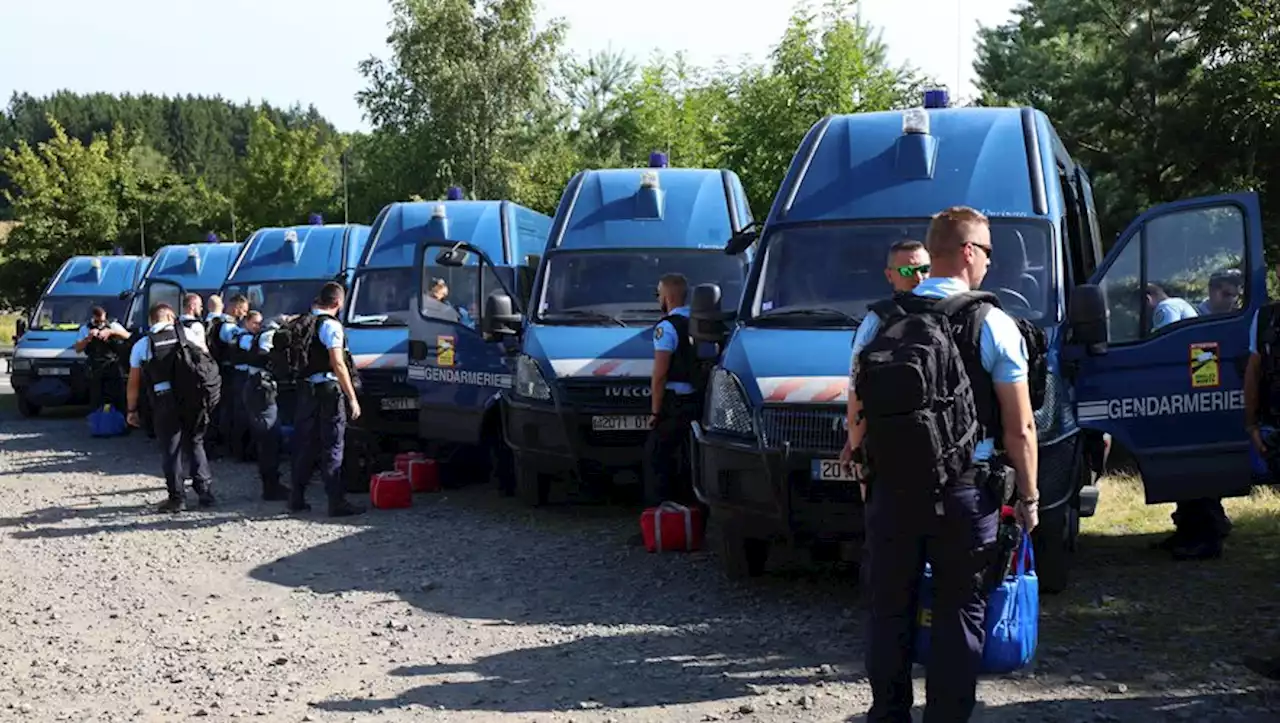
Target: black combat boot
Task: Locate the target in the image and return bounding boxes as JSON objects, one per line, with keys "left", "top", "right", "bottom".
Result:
{"left": 262, "top": 478, "right": 290, "bottom": 502}
{"left": 328, "top": 499, "right": 366, "bottom": 518}
{"left": 157, "top": 496, "right": 186, "bottom": 513}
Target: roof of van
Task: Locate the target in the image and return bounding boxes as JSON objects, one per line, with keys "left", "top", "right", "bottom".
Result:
{"left": 362, "top": 201, "right": 550, "bottom": 269}
{"left": 551, "top": 168, "right": 743, "bottom": 251}
{"left": 46, "top": 255, "right": 149, "bottom": 296}
{"left": 140, "top": 242, "right": 243, "bottom": 293}
{"left": 224, "top": 224, "right": 370, "bottom": 284}
{"left": 775, "top": 107, "right": 1043, "bottom": 223}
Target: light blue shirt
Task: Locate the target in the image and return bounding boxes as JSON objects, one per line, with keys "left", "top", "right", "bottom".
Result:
{"left": 1152, "top": 297, "right": 1198, "bottom": 330}
{"left": 307, "top": 309, "right": 345, "bottom": 384}
{"left": 178, "top": 315, "right": 208, "bottom": 349}
{"left": 237, "top": 328, "right": 275, "bottom": 372}
{"left": 217, "top": 316, "right": 244, "bottom": 346}
{"left": 654, "top": 305, "right": 694, "bottom": 395}
{"left": 130, "top": 321, "right": 208, "bottom": 392}
{"left": 849, "top": 277, "right": 1029, "bottom": 462}
{"left": 78, "top": 321, "right": 126, "bottom": 342}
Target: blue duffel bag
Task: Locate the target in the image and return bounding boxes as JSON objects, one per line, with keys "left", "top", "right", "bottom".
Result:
{"left": 88, "top": 405, "right": 128, "bottom": 437}
{"left": 913, "top": 530, "right": 1039, "bottom": 674}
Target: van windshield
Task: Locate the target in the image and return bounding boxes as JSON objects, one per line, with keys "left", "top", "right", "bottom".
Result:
{"left": 537, "top": 249, "right": 746, "bottom": 324}
{"left": 223, "top": 281, "right": 325, "bottom": 321}
{"left": 32, "top": 296, "right": 129, "bottom": 331}
{"left": 349, "top": 268, "right": 415, "bottom": 326}
{"left": 752, "top": 220, "right": 1054, "bottom": 325}
{"left": 125, "top": 288, "right": 217, "bottom": 330}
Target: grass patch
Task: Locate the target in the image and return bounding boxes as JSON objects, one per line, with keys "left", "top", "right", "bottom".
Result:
{"left": 1039, "top": 475, "right": 1280, "bottom": 679}
{"left": 0, "top": 313, "right": 16, "bottom": 346}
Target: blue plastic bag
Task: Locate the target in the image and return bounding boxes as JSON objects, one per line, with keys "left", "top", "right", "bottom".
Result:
{"left": 913, "top": 531, "right": 1039, "bottom": 674}
{"left": 88, "top": 405, "right": 127, "bottom": 437}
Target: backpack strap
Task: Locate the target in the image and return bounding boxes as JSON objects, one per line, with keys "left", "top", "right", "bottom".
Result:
{"left": 868, "top": 298, "right": 907, "bottom": 324}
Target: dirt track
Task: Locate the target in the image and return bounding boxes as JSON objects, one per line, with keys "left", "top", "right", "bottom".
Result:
{"left": 0, "top": 405, "right": 1277, "bottom": 722}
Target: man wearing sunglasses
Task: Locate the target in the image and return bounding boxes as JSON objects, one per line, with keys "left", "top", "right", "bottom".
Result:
{"left": 884, "top": 239, "right": 931, "bottom": 293}
{"left": 1199, "top": 269, "right": 1244, "bottom": 316}
{"left": 846, "top": 206, "right": 1038, "bottom": 723}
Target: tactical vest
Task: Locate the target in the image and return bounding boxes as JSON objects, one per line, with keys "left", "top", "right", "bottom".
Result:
{"left": 303, "top": 313, "right": 345, "bottom": 379}
{"left": 85, "top": 321, "right": 119, "bottom": 369}
{"left": 1256, "top": 304, "right": 1280, "bottom": 425}
{"left": 659, "top": 313, "right": 696, "bottom": 387}
{"left": 143, "top": 326, "right": 180, "bottom": 393}
{"left": 244, "top": 330, "right": 271, "bottom": 370}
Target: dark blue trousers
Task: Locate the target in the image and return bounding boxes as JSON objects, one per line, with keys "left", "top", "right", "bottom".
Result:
{"left": 242, "top": 372, "right": 281, "bottom": 490}
{"left": 151, "top": 392, "right": 212, "bottom": 499}
{"left": 289, "top": 381, "right": 346, "bottom": 505}
{"left": 864, "top": 468, "right": 999, "bottom": 723}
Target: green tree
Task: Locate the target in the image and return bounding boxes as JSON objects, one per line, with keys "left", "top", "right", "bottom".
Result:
{"left": 0, "top": 118, "right": 122, "bottom": 307}
{"left": 612, "top": 53, "right": 731, "bottom": 170}
{"left": 356, "top": 0, "right": 566, "bottom": 202}
{"left": 233, "top": 110, "right": 341, "bottom": 230}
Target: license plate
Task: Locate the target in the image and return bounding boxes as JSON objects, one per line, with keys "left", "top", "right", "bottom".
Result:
{"left": 380, "top": 397, "right": 419, "bottom": 411}
{"left": 591, "top": 414, "right": 650, "bottom": 432}
{"left": 37, "top": 367, "right": 71, "bottom": 376}
{"left": 812, "top": 459, "right": 857, "bottom": 482}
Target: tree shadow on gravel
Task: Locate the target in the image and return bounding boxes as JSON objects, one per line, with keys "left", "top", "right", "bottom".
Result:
{"left": 250, "top": 486, "right": 865, "bottom": 630}
{"left": 314, "top": 626, "right": 863, "bottom": 716}
{"left": 947, "top": 689, "right": 1279, "bottom": 723}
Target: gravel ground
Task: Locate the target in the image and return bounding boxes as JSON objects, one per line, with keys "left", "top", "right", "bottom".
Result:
{"left": 1, "top": 402, "right": 1278, "bottom": 722}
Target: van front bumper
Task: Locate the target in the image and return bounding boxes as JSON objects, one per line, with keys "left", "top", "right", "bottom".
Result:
{"left": 503, "top": 398, "right": 649, "bottom": 482}
{"left": 692, "top": 422, "right": 864, "bottom": 546}
{"left": 11, "top": 361, "right": 91, "bottom": 407}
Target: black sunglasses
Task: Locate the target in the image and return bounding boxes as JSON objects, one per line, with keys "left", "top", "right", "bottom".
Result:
{"left": 968, "top": 242, "right": 993, "bottom": 259}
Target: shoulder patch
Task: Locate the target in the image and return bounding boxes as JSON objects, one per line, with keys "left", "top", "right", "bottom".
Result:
{"left": 654, "top": 325, "right": 664, "bottom": 340}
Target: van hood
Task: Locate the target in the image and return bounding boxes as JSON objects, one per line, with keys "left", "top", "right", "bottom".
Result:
{"left": 525, "top": 324, "right": 657, "bottom": 378}
{"left": 347, "top": 327, "right": 408, "bottom": 370}
{"left": 722, "top": 327, "right": 854, "bottom": 404}
{"left": 14, "top": 330, "right": 84, "bottom": 360}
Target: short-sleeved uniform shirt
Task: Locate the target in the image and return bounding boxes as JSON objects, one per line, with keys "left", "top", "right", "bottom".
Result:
{"left": 1152, "top": 297, "right": 1198, "bottom": 330}
{"left": 129, "top": 321, "right": 209, "bottom": 392}
{"left": 654, "top": 305, "right": 694, "bottom": 396}
{"left": 849, "top": 277, "right": 1029, "bottom": 462}
{"left": 237, "top": 328, "right": 275, "bottom": 372}
{"left": 308, "top": 309, "right": 345, "bottom": 384}
{"left": 77, "top": 321, "right": 127, "bottom": 343}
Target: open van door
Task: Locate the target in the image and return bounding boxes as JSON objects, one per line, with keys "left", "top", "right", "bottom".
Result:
{"left": 407, "top": 241, "right": 521, "bottom": 445}
{"left": 1068, "top": 192, "right": 1264, "bottom": 503}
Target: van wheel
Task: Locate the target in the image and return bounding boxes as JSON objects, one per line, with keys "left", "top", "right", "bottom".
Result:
{"left": 514, "top": 456, "right": 548, "bottom": 507}
{"left": 1033, "top": 504, "right": 1075, "bottom": 594}
{"left": 716, "top": 524, "right": 769, "bottom": 580}
{"left": 17, "top": 395, "right": 41, "bottom": 418}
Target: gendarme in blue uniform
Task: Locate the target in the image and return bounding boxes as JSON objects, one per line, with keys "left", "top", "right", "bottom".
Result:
{"left": 289, "top": 308, "right": 354, "bottom": 514}
{"left": 239, "top": 325, "right": 289, "bottom": 500}
{"left": 653, "top": 305, "right": 695, "bottom": 396}
{"left": 851, "top": 275, "right": 1028, "bottom": 723}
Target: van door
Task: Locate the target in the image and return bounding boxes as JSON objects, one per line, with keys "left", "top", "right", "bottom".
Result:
{"left": 408, "top": 242, "right": 519, "bottom": 445}
{"left": 1072, "top": 192, "right": 1264, "bottom": 503}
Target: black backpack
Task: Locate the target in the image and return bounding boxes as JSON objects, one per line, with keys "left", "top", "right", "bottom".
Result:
{"left": 1254, "top": 303, "right": 1280, "bottom": 420}
{"left": 149, "top": 326, "right": 221, "bottom": 412}
{"left": 207, "top": 317, "right": 233, "bottom": 365}
{"left": 1012, "top": 316, "right": 1048, "bottom": 411}
{"left": 268, "top": 314, "right": 320, "bottom": 384}
{"left": 856, "top": 291, "right": 994, "bottom": 486}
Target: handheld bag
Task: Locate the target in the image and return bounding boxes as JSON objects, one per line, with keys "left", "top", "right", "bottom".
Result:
{"left": 640, "top": 502, "right": 704, "bottom": 552}
{"left": 913, "top": 531, "right": 1040, "bottom": 673}
{"left": 89, "top": 404, "right": 127, "bottom": 437}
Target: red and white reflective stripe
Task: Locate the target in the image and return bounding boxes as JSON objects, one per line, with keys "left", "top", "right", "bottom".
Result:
{"left": 757, "top": 376, "right": 849, "bottom": 403}
{"left": 549, "top": 358, "right": 654, "bottom": 378}
{"left": 352, "top": 352, "right": 408, "bottom": 370}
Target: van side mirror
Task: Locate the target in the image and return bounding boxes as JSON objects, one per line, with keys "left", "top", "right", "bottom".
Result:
{"left": 482, "top": 291, "right": 524, "bottom": 342}
{"left": 118, "top": 289, "right": 133, "bottom": 301}
{"left": 724, "top": 227, "right": 758, "bottom": 256}
{"left": 690, "top": 282, "right": 733, "bottom": 347}
{"left": 1069, "top": 283, "right": 1108, "bottom": 354}
{"left": 15, "top": 318, "right": 27, "bottom": 339}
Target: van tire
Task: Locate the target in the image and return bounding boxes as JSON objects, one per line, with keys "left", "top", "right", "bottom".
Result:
{"left": 716, "top": 522, "right": 769, "bottom": 580}
{"left": 17, "top": 395, "right": 40, "bottom": 418}
{"left": 514, "top": 457, "right": 548, "bottom": 507}
{"left": 1033, "top": 504, "right": 1075, "bottom": 594}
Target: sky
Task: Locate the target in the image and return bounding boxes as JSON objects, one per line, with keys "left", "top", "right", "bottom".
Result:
{"left": 0, "top": 0, "right": 1019, "bottom": 132}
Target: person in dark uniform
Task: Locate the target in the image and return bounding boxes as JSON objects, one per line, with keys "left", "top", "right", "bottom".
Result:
{"left": 125, "top": 302, "right": 214, "bottom": 512}
{"left": 847, "top": 207, "right": 1039, "bottom": 723}
{"left": 74, "top": 306, "right": 130, "bottom": 412}
{"left": 209, "top": 294, "right": 249, "bottom": 459}
{"left": 643, "top": 273, "right": 703, "bottom": 507}
{"left": 237, "top": 311, "right": 289, "bottom": 501}
{"left": 288, "top": 282, "right": 364, "bottom": 517}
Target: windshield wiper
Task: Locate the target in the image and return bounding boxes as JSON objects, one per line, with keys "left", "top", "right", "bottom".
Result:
{"left": 752, "top": 307, "right": 858, "bottom": 326}
{"left": 545, "top": 310, "right": 628, "bottom": 328}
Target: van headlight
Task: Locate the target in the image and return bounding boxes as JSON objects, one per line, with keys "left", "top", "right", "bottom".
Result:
{"left": 514, "top": 354, "right": 551, "bottom": 401}
{"left": 706, "top": 368, "right": 754, "bottom": 435}
{"left": 12, "top": 358, "right": 32, "bottom": 372}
